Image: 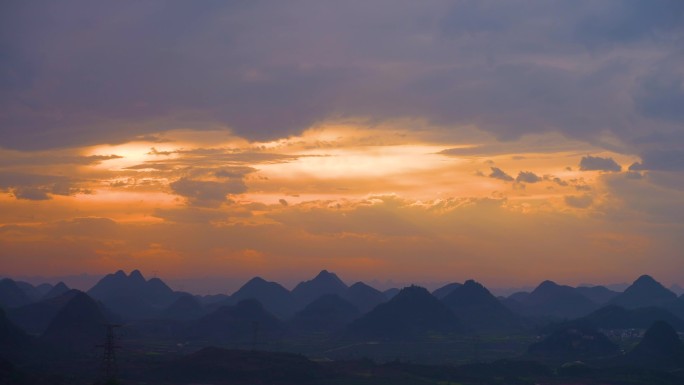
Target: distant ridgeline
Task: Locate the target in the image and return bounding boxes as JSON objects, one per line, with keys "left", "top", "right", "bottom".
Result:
{"left": 3, "top": 271, "right": 684, "bottom": 384}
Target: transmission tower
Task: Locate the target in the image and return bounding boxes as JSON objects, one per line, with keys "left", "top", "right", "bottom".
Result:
{"left": 96, "top": 324, "right": 122, "bottom": 384}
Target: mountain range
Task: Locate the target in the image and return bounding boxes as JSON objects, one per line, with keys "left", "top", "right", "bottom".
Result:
{"left": 4, "top": 269, "right": 684, "bottom": 384}
{"left": 4, "top": 269, "right": 684, "bottom": 347}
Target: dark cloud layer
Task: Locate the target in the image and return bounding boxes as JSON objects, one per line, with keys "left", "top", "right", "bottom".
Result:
{"left": 489, "top": 167, "right": 514, "bottom": 182}
{"left": 579, "top": 156, "right": 622, "bottom": 172}
{"left": 629, "top": 150, "right": 684, "bottom": 171}
{"left": 0, "top": 1, "right": 682, "bottom": 154}
{"left": 0, "top": 154, "right": 122, "bottom": 167}
{"left": 516, "top": 171, "right": 541, "bottom": 184}
{"left": 169, "top": 177, "right": 247, "bottom": 207}
{"left": 0, "top": 172, "right": 86, "bottom": 200}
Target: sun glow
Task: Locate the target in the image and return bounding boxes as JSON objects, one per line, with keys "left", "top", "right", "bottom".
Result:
{"left": 260, "top": 145, "right": 455, "bottom": 179}
{"left": 85, "top": 142, "right": 180, "bottom": 170}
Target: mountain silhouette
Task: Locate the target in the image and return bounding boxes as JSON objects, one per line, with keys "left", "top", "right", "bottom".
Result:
{"left": 342, "top": 282, "right": 386, "bottom": 313}
{"left": 574, "top": 285, "right": 619, "bottom": 305}
{"left": 7, "top": 289, "right": 81, "bottom": 335}
{"left": 432, "top": 282, "right": 462, "bottom": 299}
{"left": 289, "top": 294, "right": 360, "bottom": 333}
{"left": 346, "top": 285, "right": 462, "bottom": 340}
{"left": 14, "top": 281, "right": 45, "bottom": 302}
{"left": 34, "top": 283, "right": 54, "bottom": 298}
{"left": 609, "top": 275, "right": 677, "bottom": 309}
{"left": 624, "top": 320, "right": 684, "bottom": 369}
{"left": 671, "top": 284, "right": 684, "bottom": 296}
{"left": 291, "top": 270, "right": 348, "bottom": 309}
{"left": 508, "top": 291, "right": 530, "bottom": 302}
{"left": 188, "top": 299, "right": 285, "bottom": 343}
{"left": 87, "top": 269, "right": 177, "bottom": 319}
{"left": 577, "top": 305, "right": 684, "bottom": 331}
{"left": 0, "top": 279, "right": 32, "bottom": 308}
{"left": 383, "top": 288, "right": 400, "bottom": 299}
{"left": 41, "top": 282, "right": 70, "bottom": 300}
{"left": 87, "top": 270, "right": 129, "bottom": 299}
{"left": 89, "top": 269, "right": 175, "bottom": 302}
{"left": 161, "top": 293, "right": 206, "bottom": 321}
{"left": 145, "top": 277, "right": 176, "bottom": 303}
{"left": 230, "top": 276, "right": 293, "bottom": 318}
{"left": 40, "top": 291, "right": 108, "bottom": 352}
{"left": 528, "top": 325, "right": 619, "bottom": 360}
{"left": 515, "top": 280, "right": 596, "bottom": 319}
{"left": 0, "top": 308, "right": 31, "bottom": 354}
{"left": 441, "top": 280, "right": 523, "bottom": 333}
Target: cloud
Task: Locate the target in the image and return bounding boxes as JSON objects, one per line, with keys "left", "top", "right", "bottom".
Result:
{"left": 169, "top": 177, "right": 247, "bottom": 207}
{"left": 565, "top": 194, "right": 593, "bottom": 209}
{"left": 516, "top": 171, "right": 541, "bottom": 183}
{"left": 601, "top": 172, "right": 684, "bottom": 223}
{"left": 13, "top": 187, "right": 51, "bottom": 201}
{"left": 0, "top": 1, "right": 682, "bottom": 155}
{"left": 124, "top": 163, "right": 176, "bottom": 171}
{"left": 544, "top": 175, "right": 569, "bottom": 187}
{"left": 215, "top": 167, "right": 257, "bottom": 179}
{"left": 488, "top": 167, "right": 514, "bottom": 182}
{"left": 153, "top": 207, "right": 233, "bottom": 224}
{"left": 574, "top": 0, "right": 684, "bottom": 47}
{"left": 0, "top": 154, "right": 122, "bottom": 167}
{"left": 629, "top": 150, "right": 684, "bottom": 171}
{"left": 0, "top": 172, "right": 86, "bottom": 200}
{"left": 634, "top": 71, "right": 684, "bottom": 123}
{"left": 437, "top": 134, "right": 598, "bottom": 157}
{"left": 579, "top": 156, "right": 622, "bottom": 172}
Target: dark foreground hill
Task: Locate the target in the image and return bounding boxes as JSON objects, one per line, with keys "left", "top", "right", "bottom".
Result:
{"left": 623, "top": 320, "right": 684, "bottom": 370}
{"left": 140, "top": 346, "right": 684, "bottom": 385}
{"left": 148, "top": 347, "right": 555, "bottom": 385}
{"left": 346, "top": 285, "right": 461, "bottom": 340}
{"left": 528, "top": 325, "right": 619, "bottom": 361}
{"left": 7, "top": 289, "right": 80, "bottom": 335}
{"left": 39, "top": 292, "right": 108, "bottom": 353}
{"left": 154, "top": 347, "right": 329, "bottom": 385}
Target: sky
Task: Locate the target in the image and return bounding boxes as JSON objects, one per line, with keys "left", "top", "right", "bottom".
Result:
{"left": 1, "top": 1, "right": 683, "bottom": 294}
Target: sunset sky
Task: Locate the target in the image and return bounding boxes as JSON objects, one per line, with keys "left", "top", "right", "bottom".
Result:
{"left": 1, "top": 1, "right": 683, "bottom": 293}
